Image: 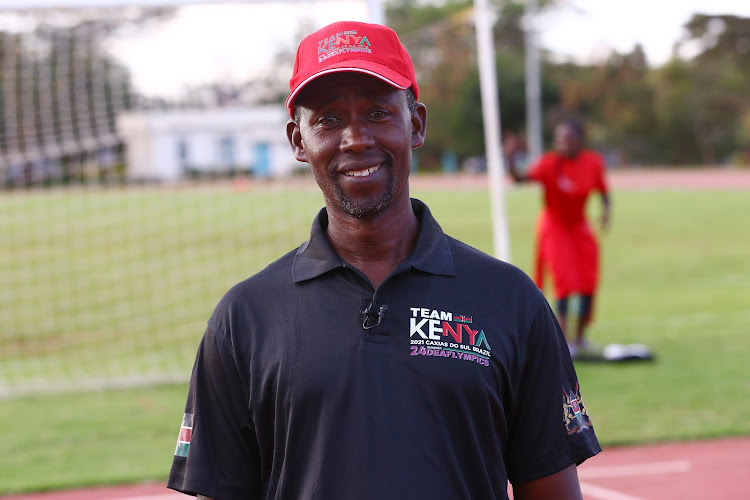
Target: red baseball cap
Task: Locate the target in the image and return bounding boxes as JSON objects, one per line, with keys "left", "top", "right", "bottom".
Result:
{"left": 286, "top": 21, "right": 419, "bottom": 116}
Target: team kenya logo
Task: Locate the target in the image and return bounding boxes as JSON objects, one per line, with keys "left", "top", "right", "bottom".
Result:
{"left": 318, "top": 29, "right": 372, "bottom": 63}
{"left": 409, "top": 307, "right": 491, "bottom": 367}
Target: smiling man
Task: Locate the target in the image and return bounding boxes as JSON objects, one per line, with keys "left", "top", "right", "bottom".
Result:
{"left": 167, "top": 21, "right": 600, "bottom": 500}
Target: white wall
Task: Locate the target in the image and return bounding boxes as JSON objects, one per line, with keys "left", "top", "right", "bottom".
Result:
{"left": 117, "top": 105, "right": 299, "bottom": 182}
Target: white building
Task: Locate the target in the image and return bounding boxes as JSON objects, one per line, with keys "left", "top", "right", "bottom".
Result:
{"left": 117, "top": 105, "right": 300, "bottom": 182}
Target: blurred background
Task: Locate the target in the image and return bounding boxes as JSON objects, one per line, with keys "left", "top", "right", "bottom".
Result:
{"left": 1, "top": 0, "right": 749, "bottom": 495}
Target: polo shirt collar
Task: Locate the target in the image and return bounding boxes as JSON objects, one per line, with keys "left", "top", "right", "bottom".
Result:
{"left": 292, "top": 198, "right": 455, "bottom": 283}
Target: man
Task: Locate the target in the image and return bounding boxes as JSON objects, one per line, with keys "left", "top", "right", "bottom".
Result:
{"left": 504, "top": 120, "right": 611, "bottom": 359}
{"left": 168, "top": 21, "right": 600, "bottom": 500}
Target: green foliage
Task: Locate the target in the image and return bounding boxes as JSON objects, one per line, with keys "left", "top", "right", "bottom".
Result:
{"left": 388, "top": 1, "right": 477, "bottom": 168}
{"left": 445, "top": 50, "right": 560, "bottom": 158}
{"left": 386, "top": 4, "right": 750, "bottom": 167}
{"left": 2, "top": 183, "right": 749, "bottom": 493}
{"left": 650, "top": 56, "right": 745, "bottom": 165}
{"left": 388, "top": 0, "right": 560, "bottom": 167}
{"left": 387, "top": 0, "right": 474, "bottom": 34}
{"left": 542, "top": 13, "right": 750, "bottom": 165}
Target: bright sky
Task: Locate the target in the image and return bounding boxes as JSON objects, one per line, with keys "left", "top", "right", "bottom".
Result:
{"left": 10, "top": 0, "right": 747, "bottom": 96}
{"left": 539, "top": 0, "right": 750, "bottom": 65}
{"left": 107, "top": 2, "right": 370, "bottom": 96}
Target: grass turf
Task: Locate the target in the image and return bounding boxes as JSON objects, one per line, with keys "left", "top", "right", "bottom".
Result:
{"left": 1, "top": 180, "right": 748, "bottom": 493}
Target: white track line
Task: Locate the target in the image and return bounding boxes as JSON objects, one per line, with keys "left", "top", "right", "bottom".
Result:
{"left": 579, "top": 460, "right": 691, "bottom": 480}
{"left": 580, "top": 481, "right": 646, "bottom": 500}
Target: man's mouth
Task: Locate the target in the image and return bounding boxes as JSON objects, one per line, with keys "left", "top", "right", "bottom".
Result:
{"left": 344, "top": 164, "right": 381, "bottom": 177}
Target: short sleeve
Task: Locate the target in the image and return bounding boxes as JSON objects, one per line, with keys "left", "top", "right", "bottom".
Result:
{"left": 167, "top": 324, "right": 261, "bottom": 499}
{"left": 504, "top": 300, "right": 601, "bottom": 484}
{"left": 527, "top": 153, "right": 556, "bottom": 185}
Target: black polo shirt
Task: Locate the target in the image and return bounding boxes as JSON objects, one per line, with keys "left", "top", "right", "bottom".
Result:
{"left": 168, "top": 199, "right": 600, "bottom": 500}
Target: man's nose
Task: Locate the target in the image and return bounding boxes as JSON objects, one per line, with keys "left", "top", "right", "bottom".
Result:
{"left": 340, "top": 118, "right": 375, "bottom": 152}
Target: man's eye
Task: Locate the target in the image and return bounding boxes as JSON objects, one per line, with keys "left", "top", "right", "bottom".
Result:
{"left": 318, "top": 115, "right": 340, "bottom": 126}
{"left": 369, "top": 110, "right": 389, "bottom": 120}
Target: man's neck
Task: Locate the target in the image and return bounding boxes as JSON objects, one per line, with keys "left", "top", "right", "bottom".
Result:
{"left": 325, "top": 198, "right": 419, "bottom": 289}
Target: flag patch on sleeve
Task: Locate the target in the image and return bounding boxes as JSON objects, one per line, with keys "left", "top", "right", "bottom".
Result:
{"left": 174, "top": 413, "right": 193, "bottom": 457}
{"left": 562, "top": 385, "right": 592, "bottom": 435}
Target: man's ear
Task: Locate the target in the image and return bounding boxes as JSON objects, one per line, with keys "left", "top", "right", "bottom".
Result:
{"left": 286, "top": 119, "right": 307, "bottom": 163}
{"left": 410, "top": 102, "right": 427, "bottom": 149}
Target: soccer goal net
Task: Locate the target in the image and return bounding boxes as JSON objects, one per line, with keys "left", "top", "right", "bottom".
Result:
{"left": 0, "top": 1, "right": 384, "bottom": 398}
{"left": 1, "top": 0, "right": 506, "bottom": 399}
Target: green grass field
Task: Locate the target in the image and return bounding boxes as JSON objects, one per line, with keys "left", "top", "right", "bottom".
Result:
{"left": 1, "top": 179, "right": 749, "bottom": 493}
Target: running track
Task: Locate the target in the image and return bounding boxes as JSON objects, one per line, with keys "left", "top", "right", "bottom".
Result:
{"left": 4, "top": 437, "right": 749, "bottom": 499}
{"left": 408, "top": 167, "right": 750, "bottom": 190}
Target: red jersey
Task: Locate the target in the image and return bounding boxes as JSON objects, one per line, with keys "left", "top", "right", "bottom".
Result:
{"left": 528, "top": 150, "right": 608, "bottom": 226}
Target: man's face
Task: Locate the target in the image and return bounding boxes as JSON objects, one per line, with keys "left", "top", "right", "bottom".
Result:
{"left": 287, "top": 73, "right": 426, "bottom": 219}
{"left": 554, "top": 123, "right": 581, "bottom": 158}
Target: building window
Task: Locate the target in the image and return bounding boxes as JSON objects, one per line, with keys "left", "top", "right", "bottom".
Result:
{"left": 219, "top": 136, "right": 235, "bottom": 169}
{"left": 177, "top": 139, "right": 189, "bottom": 170}
{"left": 252, "top": 142, "right": 270, "bottom": 177}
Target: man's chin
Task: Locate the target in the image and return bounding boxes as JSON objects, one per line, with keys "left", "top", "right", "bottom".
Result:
{"left": 336, "top": 195, "right": 391, "bottom": 219}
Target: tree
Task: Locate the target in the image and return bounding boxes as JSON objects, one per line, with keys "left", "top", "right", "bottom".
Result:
{"left": 388, "top": 0, "right": 561, "bottom": 168}
{"left": 545, "top": 45, "right": 657, "bottom": 164}
{"left": 542, "top": 13, "right": 750, "bottom": 166}
{"left": 664, "top": 14, "right": 750, "bottom": 164}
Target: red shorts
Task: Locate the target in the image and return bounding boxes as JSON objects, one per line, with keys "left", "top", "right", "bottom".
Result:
{"left": 534, "top": 210, "right": 599, "bottom": 300}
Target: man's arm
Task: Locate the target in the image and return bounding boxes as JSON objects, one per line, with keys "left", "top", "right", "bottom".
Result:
{"left": 512, "top": 464, "right": 584, "bottom": 500}
{"left": 197, "top": 496, "right": 217, "bottom": 500}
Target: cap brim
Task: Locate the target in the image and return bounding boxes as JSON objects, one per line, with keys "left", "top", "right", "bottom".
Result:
{"left": 286, "top": 63, "right": 412, "bottom": 113}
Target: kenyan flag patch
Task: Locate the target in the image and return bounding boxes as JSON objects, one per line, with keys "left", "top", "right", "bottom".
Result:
{"left": 174, "top": 413, "right": 193, "bottom": 457}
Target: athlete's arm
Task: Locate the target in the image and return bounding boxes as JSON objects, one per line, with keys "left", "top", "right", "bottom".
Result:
{"left": 512, "top": 464, "right": 584, "bottom": 500}
{"left": 197, "top": 496, "right": 217, "bottom": 500}
{"left": 600, "top": 191, "right": 611, "bottom": 232}
{"left": 503, "top": 134, "right": 531, "bottom": 183}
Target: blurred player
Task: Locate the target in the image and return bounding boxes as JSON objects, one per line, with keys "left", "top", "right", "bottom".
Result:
{"left": 505, "top": 119, "right": 611, "bottom": 359}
